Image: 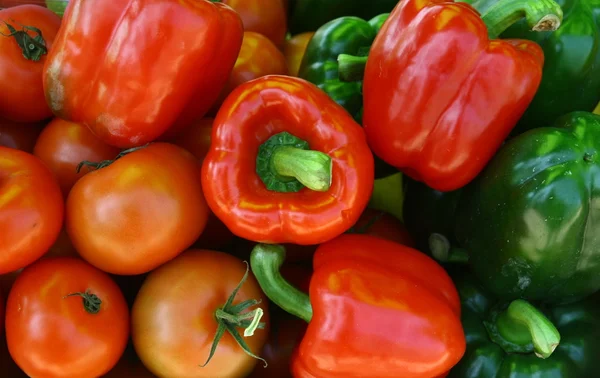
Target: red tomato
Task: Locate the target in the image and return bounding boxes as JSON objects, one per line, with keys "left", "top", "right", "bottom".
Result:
{"left": 132, "top": 249, "right": 270, "bottom": 378}
{"left": 0, "top": 117, "right": 46, "bottom": 153}
{"left": 165, "top": 117, "right": 213, "bottom": 161}
{"left": 5, "top": 257, "right": 130, "bottom": 378}
{"left": 33, "top": 117, "right": 121, "bottom": 198}
{"left": 0, "top": 5, "right": 61, "bottom": 122}
{"left": 222, "top": 0, "right": 287, "bottom": 48}
{"left": 66, "top": 143, "right": 210, "bottom": 275}
{"left": 283, "top": 32, "right": 314, "bottom": 77}
{"left": 0, "top": 147, "right": 64, "bottom": 274}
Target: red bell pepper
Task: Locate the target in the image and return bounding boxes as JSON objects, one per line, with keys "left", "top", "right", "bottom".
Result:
{"left": 42, "top": 0, "right": 243, "bottom": 148}
{"left": 250, "top": 234, "right": 466, "bottom": 378}
{"left": 201, "top": 75, "right": 374, "bottom": 245}
{"left": 356, "top": 0, "right": 563, "bottom": 191}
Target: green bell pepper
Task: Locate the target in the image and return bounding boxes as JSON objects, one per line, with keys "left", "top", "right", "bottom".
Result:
{"left": 298, "top": 14, "right": 397, "bottom": 179}
{"left": 461, "top": 0, "right": 600, "bottom": 133}
{"left": 450, "top": 112, "right": 600, "bottom": 304}
{"left": 448, "top": 267, "right": 600, "bottom": 378}
{"left": 288, "top": 0, "right": 400, "bottom": 35}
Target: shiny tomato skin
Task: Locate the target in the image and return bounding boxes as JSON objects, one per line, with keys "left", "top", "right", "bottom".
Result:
{"left": 0, "top": 147, "right": 64, "bottom": 274}
{"left": 132, "top": 249, "right": 270, "bottom": 378}
{"left": 5, "top": 257, "right": 130, "bottom": 378}
{"left": 66, "top": 143, "right": 210, "bottom": 275}
{"left": 0, "top": 5, "right": 61, "bottom": 122}
{"left": 34, "top": 117, "right": 121, "bottom": 198}
{"left": 0, "top": 117, "right": 47, "bottom": 153}
{"left": 222, "top": 0, "right": 287, "bottom": 48}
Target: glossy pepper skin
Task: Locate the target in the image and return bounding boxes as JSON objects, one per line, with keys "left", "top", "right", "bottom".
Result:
{"left": 288, "top": 0, "right": 399, "bottom": 34}
{"left": 463, "top": 0, "right": 600, "bottom": 133}
{"left": 298, "top": 14, "right": 397, "bottom": 179}
{"left": 42, "top": 0, "right": 243, "bottom": 148}
{"left": 362, "top": 0, "right": 548, "bottom": 192}
{"left": 455, "top": 112, "right": 600, "bottom": 304}
{"left": 448, "top": 267, "right": 600, "bottom": 378}
{"left": 201, "top": 75, "right": 374, "bottom": 246}
{"left": 250, "top": 235, "right": 466, "bottom": 378}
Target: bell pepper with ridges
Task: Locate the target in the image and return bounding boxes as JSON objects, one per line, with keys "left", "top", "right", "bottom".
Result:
{"left": 250, "top": 234, "right": 466, "bottom": 378}
{"left": 201, "top": 75, "right": 374, "bottom": 246}
{"left": 448, "top": 267, "right": 600, "bottom": 378}
{"left": 42, "top": 0, "right": 243, "bottom": 148}
{"left": 342, "top": 0, "right": 563, "bottom": 191}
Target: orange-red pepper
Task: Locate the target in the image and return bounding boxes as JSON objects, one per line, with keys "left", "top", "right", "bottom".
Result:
{"left": 201, "top": 75, "right": 374, "bottom": 245}
{"left": 250, "top": 234, "right": 466, "bottom": 378}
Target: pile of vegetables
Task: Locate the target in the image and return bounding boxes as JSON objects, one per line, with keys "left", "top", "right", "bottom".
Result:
{"left": 0, "top": 0, "right": 599, "bottom": 377}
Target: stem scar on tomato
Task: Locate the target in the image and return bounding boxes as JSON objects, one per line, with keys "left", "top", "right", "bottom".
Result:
{"left": 201, "top": 261, "right": 268, "bottom": 369}
{"left": 63, "top": 289, "right": 102, "bottom": 315}
{"left": 0, "top": 20, "right": 47, "bottom": 61}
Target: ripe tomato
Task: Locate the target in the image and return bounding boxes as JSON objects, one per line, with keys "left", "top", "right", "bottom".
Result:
{"left": 283, "top": 32, "right": 314, "bottom": 77}
{"left": 5, "top": 257, "right": 129, "bottom": 378}
{"left": 66, "top": 143, "right": 210, "bottom": 275}
{"left": 0, "top": 147, "right": 64, "bottom": 274}
{"left": 132, "top": 249, "right": 270, "bottom": 378}
{"left": 33, "top": 117, "right": 121, "bottom": 198}
{"left": 0, "top": 117, "right": 46, "bottom": 153}
{"left": 222, "top": 0, "right": 287, "bottom": 48}
{"left": 165, "top": 117, "right": 213, "bottom": 161}
{"left": 0, "top": 5, "right": 61, "bottom": 122}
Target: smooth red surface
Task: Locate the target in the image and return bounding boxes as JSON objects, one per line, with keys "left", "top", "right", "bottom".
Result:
{"left": 0, "top": 5, "right": 61, "bottom": 122}
{"left": 33, "top": 118, "right": 121, "bottom": 198}
{"left": 222, "top": 0, "right": 287, "bottom": 48}
{"left": 5, "top": 257, "right": 129, "bottom": 378}
{"left": 131, "top": 249, "right": 270, "bottom": 378}
{"left": 43, "top": 0, "right": 243, "bottom": 148}
{"left": 66, "top": 143, "right": 209, "bottom": 275}
{"left": 0, "top": 147, "right": 64, "bottom": 274}
{"left": 293, "top": 234, "right": 466, "bottom": 378}
{"left": 201, "top": 75, "right": 374, "bottom": 245}
{"left": 363, "top": 0, "right": 544, "bottom": 191}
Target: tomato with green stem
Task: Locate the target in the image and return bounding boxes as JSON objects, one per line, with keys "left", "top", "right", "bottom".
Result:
{"left": 34, "top": 118, "right": 121, "bottom": 198}
{"left": 0, "top": 5, "right": 61, "bottom": 122}
{"left": 0, "top": 147, "right": 64, "bottom": 274}
{"left": 132, "top": 249, "right": 270, "bottom": 378}
{"left": 5, "top": 257, "right": 129, "bottom": 378}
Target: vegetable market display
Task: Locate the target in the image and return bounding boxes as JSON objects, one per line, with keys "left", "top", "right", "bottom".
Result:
{"left": 0, "top": 0, "right": 599, "bottom": 377}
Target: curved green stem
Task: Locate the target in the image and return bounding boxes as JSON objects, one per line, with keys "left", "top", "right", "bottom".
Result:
{"left": 250, "top": 244, "right": 313, "bottom": 323}
{"left": 63, "top": 290, "right": 102, "bottom": 314}
{"left": 0, "top": 21, "right": 48, "bottom": 61}
{"left": 201, "top": 262, "right": 267, "bottom": 368}
{"left": 338, "top": 54, "right": 368, "bottom": 82}
{"left": 256, "top": 132, "right": 331, "bottom": 193}
{"left": 76, "top": 143, "right": 148, "bottom": 173}
{"left": 428, "top": 233, "right": 470, "bottom": 264}
{"left": 486, "top": 300, "right": 561, "bottom": 359}
{"left": 480, "top": 0, "right": 563, "bottom": 39}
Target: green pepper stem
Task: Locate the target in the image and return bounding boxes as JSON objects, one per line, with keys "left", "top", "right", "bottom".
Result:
{"left": 256, "top": 132, "right": 331, "bottom": 193}
{"left": 491, "top": 300, "right": 561, "bottom": 359}
{"left": 250, "top": 244, "right": 313, "bottom": 323}
{"left": 479, "top": 0, "right": 563, "bottom": 39}
{"left": 428, "top": 233, "right": 470, "bottom": 264}
{"left": 338, "top": 54, "right": 368, "bottom": 83}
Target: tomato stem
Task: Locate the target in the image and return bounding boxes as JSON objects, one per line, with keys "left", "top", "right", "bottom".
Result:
{"left": 76, "top": 143, "right": 149, "bottom": 173}
{"left": 256, "top": 132, "right": 332, "bottom": 193}
{"left": 63, "top": 289, "right": 102, "bottom": 315}
{"left": 201, "top": 262, "right": 267, "bottom": 369}
{"left": 0, "top": 20, "right": 48, "bottom": 61}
